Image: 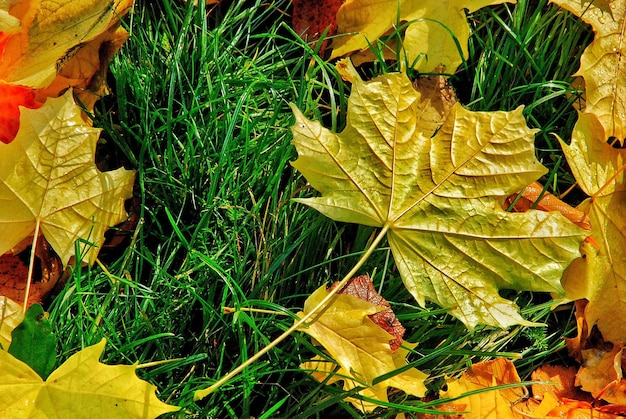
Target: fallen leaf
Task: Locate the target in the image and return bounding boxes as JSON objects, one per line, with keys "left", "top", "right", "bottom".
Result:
{"left": 0, "top": 236, "right": 64, "bottom": 307}
{"left": 411, "top": 70, "right": 458, "bottom": 134}
{"left": 577, "top": 344, "right": 626, "bottom": 404}
{"left": 0, "top": 90, "right": 135, "bottom": 265}
{"left": 8, "top": 304, "right": 56, "bottom": 379}
{"left": 331, "top": 0, "right": 513, "bottom": 72}
{"left": 0, "top": 296, "right": 23, "bottom": 350}
{"left": 530, "top": 364, "right": 591, "bottom": 402}
{"left": 0, "top": 81, "right": 41, "bottom": 144}
{"left": 330, "top": 274, "right": 405, "bottom": 352}
{"left": 505, "top": 181, "right": 591, "bottom": 230}
{"left": 35, "top": 20, "right": 130, "bottom": 113}
{"left": 298, "top": 285, "right": 427, "bottom": 412}
{"left": 0, "top": 0, "right": 132, "bottom": 88}
{"left": 436, "top": 359, "right": 525, "bottom": 419}
{"left": 514, "top": 391, "right": 626, "bottom": 418}
{"left": 0, "top": 338, "right": 179, "bottom": 418}
{"left": 549, "top": 0, "right": 626, "bottom": 141}
{"left": 292, "top": 0, "right": 344, "bottom": 53}
{"left": 559, "top": 113, "right": 626, "bottom": 342}
{"left": 291, "top": 62, "right": 586, "bottom": 330}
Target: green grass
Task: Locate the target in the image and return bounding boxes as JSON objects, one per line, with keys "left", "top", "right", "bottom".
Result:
{"left": 45, "top": 0, "right": 593, "bottom": 417}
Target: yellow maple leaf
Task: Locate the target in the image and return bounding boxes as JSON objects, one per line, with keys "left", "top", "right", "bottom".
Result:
{"left": 0, "top": 338, "right": 179, "bottom": 418}
{"left": 0, "top": 0, "right": 132, "bottom": 88}
{"left": 330, "top": 0, "right": 512, "bottom": 72}
{"left": 298, "top": 285, "right": 427, "bottom": 413}
{"left": 291, "top": 63, "right": 586, "bottom": 330}
{"left": 0, "top": 90, "right": 135, "bottom": 265}
{"left": 438, "top": 359, "right": 525, "bottom": 419}
{"left": 560, "top": 113, "right": 626, "bottom": 343}
{"left": 549, "top": 0, "right": 626, "bottom": 141}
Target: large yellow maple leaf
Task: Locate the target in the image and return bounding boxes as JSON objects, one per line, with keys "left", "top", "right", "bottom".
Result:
{"left": 549, "top": 0, "right": 626, "bottom": 142}
{"left": 291, "top": 65, "right": 586, "bottom": 330}
{"left": 330, "top": 0, "right": 512, "bottom": 72}
{"left": 298, "top": 285, "right": 427, "bottom": 412}
{"left": 560, "top": 113, "right": 626, "bottom": 343}
{"left": 0, "top": 90, "right": 135, "bottom": 265}
{"left": 0, "top": 338, "right": 179, "bottom": 418}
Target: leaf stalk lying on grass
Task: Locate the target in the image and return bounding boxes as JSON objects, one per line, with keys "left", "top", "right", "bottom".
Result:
{"left": 193, "top": 223, "right": 390, "bottom": 400}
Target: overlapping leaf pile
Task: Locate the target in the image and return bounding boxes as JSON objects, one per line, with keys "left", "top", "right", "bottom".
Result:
{"left": 0, "top": 297, "right": 178, "bottom": 418}
{"left": 0, "top": 1, "right": 173, "bottom": 418}
{"left": 551, "top": 0, "right": 626, "bottom": 343}
{"left": 0, "top": 0, "right": 135, "bottom": 304}
{"left": 288, "top": 0, "right": 626, "bottom": 415}
{"left": 298, "top": 275, "right": 427, "bottom": 412}
{"left": 291, "top": 59, "right": 585, "bottom": 330}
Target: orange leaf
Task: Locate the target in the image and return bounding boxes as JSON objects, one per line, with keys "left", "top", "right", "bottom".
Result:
{"left": 505, "top": 182, "right": 591, "bottom": 230}
{"left": 577, "top": 344, "right": 626, "bottom": 404}
{"left": 435, "top": 359, "right": 525, "bottom": 419}
{"left": 531, "top": 364, "right": 591, "bottom": 402}
{"left": 35, "top": 19, "right": 130, "bottom": 112}
{"left": 0, "top": 0, "right": 132, "bottom": 88}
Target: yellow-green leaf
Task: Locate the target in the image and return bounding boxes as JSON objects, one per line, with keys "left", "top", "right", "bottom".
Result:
{"left": 0, "top": 90, "right": 135, "bottom": 265}
{"left": 298, "top": 285, "right": 427, "bottom": 412}
{"left": 331, "top": 0, "right": 512, "bottom": 72}
{"left": 0, "top": 338, "right": 179, "bottom": 418}
{"left": 560, "top": 113, "right": 626, "bottom": 342}
{"left": 291, "top": 67, "right": 586, "bottom": 329}
{"left": 549, "top": 0, "right": 626, "bottom": 141}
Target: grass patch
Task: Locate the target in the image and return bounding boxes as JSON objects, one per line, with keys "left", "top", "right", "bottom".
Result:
{"left": 47, "top": 0, "right": 593, "bottom": 417}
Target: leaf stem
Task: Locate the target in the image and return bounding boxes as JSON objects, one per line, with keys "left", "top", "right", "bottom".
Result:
{"left": 193, "top": 223, "right": 391, "bottom": 401}
{"left": 23, "top": 218, "right": 41, "bottom": 313}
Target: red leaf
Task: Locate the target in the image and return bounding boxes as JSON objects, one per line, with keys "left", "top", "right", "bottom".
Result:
{"left": 292, "top": 0, "right": 344, "bottom": 53}
{"left": 0, "top": 81, "right": 41, "bottom": 144}
{"left": 330, "top": 274, "right": 405, "bottom": 352}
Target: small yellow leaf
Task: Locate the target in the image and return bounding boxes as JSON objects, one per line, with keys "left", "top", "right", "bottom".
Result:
{"left": 298, "top": 285, "right": 427, "bottom": 412}
{"left": 0, "top": 338, "right": 179, "bottom": 418}
{"left": 331, "top": 0, "right": 513, "bottom": 72}
{"left": 0, "top": 90, "right": 135, "bottom": 265}
{"left": 0, "top": 296, "right": 23, "bottom": 350}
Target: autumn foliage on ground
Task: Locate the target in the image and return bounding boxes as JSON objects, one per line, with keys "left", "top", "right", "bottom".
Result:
{"left": 0, "top": 1, "right": 178, "bottom": 417}
{"left": 286, "top": 0, "right": 626, "bottom": 416}
{"left": 1, "top": 0, "right": 626, "bottom": 417}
